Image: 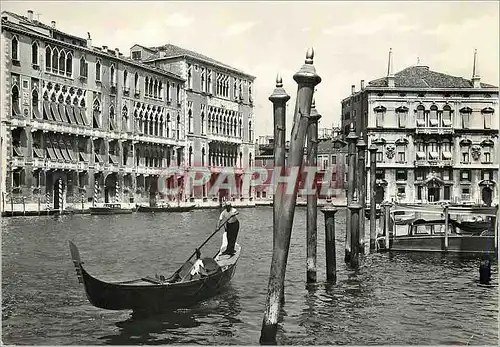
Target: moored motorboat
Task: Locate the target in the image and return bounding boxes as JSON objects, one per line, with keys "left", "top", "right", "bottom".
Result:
{"left": 68, "top": 241, "right": 241, "bottom": 311}
{"left": 89, "top": 203, "right": 134, "bottom": 215}
{"left": 378, "top": 203, "right": 497, "bottom": 255}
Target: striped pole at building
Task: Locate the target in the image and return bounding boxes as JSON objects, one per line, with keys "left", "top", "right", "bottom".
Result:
{"left": 94, "top": 179, "right": 99, "bottom": 205}
{"left": 115, "top": 178, "right": 120, "bottom": 203}
{"left": 46, "top": 192, "right": 50, "bottom": 213}
{"left": 58, "top": 179, "right": 63, "bottom": 212}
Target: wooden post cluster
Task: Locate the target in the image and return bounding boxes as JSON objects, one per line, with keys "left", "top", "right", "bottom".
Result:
{"left": 344, "top": 128, "right": 358, "bottom": 263}
{"left": 368, "top": 144, "right": 378, "bottom": 250}
{"left": 321, "top": 205, "right": 338, "bottom": 283}
{"left": 260, "top": 48, "right": 321, "bottom": 345}
{"left": 269, "top": 73, "right": 290, "bottom": 304}
{"left": 306, "top": 99, "right": 321, "bottom": 283}
{"left": 356, "top": 138, "right": 367, "bottom": 254}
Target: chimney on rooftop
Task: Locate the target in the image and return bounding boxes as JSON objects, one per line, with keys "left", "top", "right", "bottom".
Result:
{"left": 387, "top": 48, "right": 395, "bottom": 88}
{"left": 360, "top": 79, "right": 365, "bottom": 90}
{"left": 86, "top": 32, "right": 92, "bottom": 48}
{"left": 51, "top": 20, "right": 56, "bottom": 29}
{"left": 27, "top": 10, "right": 33, "bottom": 22}
{"left": 115, "top": 48, "right": 120, "bottom": 57}
{"left": 351, "top": 85, "right": 355, "bottom": 95}
{"left": 102, "top": 45, "right": 108, "bottom": 53}
{"left": 472, "top": 49, "right": 481, "bottom": 88}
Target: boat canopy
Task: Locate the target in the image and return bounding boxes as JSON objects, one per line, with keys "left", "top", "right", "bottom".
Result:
{"left": 391, "top": 203, "right": 498, "bottom": 217}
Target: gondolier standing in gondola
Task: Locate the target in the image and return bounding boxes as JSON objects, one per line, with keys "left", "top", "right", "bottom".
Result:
{"left": 218, "top": 201, "right": 239, "bottom": 256}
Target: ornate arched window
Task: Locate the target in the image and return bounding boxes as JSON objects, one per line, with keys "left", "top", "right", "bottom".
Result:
{"left": 52, "top": 47, "right": 59, "bottom": 73}
{"left": 11, "top": 85, "right": 20, "bottom": 117}
{"left": 58, "top": 49, "right": 66, "bottom": 75}
{"left": 95, "top": 59, "right": 101, "bottom": 81}
{"left": 110, "top": 64, "right": 116, "bottom": 85}
{"left": 122, "top": 105, "right": 128, "bottom": 132}
{"left": 134, "top": 72, "right": 139, "bottom": 91}
{"left": 45, "top": 46, "right": 52, "bottom": 71}
{"left": 31, "top": 41, "right": 39, "bottom": 65}
{"left": 11, "top": 35, "right": 19, "bottom": 61}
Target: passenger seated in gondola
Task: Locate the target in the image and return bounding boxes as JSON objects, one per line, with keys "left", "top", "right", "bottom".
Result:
{"left": 190, "top": 249, "right": 208, "bottom": 279}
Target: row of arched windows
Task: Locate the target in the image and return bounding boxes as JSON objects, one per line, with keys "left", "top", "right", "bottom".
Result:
{"left": 145, "top": 77, "right": 163, "bottom": 99}
{"left": 45, "top": 45, "right": 73, "bottom": 76}
{"left": 133, "top": 108, "right": 181, "bottom": 139}
{"left": 135, "top": 146, "right": 168, "bottom": 168}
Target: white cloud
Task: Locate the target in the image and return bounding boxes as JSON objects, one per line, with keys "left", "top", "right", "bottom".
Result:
{"left": 163, "top": 13, "right": 194, "bottom": 27}
{"left": 225, "top": 21, "right": 257, "bottom": 36}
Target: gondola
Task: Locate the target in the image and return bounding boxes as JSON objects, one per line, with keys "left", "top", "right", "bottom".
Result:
{"left": 68, "top": 241, "right": 241, "bottom": 311}
{"left": 137, "top": 204, "right": 196, "bottom": 213}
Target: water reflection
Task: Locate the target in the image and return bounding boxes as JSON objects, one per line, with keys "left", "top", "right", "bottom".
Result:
{"left": 98, "top": 285, "right": 242, "bottom": 345}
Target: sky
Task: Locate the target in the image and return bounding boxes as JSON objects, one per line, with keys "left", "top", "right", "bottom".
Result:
{"left": 2, "top": 1, "right": 499, "bottom": 139}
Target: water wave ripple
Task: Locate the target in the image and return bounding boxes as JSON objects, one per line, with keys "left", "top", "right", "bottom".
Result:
{"left": 2, "top": 208, "right": 498, "bottom": 345}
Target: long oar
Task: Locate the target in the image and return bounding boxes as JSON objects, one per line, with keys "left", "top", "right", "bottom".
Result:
{"left": 168, "top": 212, "right": 239, "bottom": 280}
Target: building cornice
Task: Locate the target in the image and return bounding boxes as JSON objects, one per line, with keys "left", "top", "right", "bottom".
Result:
{"left": 1, "top": 21, "right": 185, "bottom": 82}
{"left": 144, "top": 55, "right": 256, "bottom": 80}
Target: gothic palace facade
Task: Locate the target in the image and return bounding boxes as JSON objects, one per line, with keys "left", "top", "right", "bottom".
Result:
{"left": 0, "top": 10, "right": 255, "bottom": 212}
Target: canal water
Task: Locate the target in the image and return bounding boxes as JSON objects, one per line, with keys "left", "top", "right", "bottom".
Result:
{"left": 2, "top": 207, "right": 498, "bottom": 345}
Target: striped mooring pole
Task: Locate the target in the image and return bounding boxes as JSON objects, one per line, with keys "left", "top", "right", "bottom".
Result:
{"left": 94, "top": 179, "right": 99, "bottom": 205}
{"left": 58, "top": 179, "right": 63, "bottom": 212}
{"left": 46, "top": 191, "right": 50, "bottom": 215}
{"left": 115, "top": 178, "right": 120, "bottom": 203}
{"left": 81, "top": 190, "right": 85, "bottom": 210}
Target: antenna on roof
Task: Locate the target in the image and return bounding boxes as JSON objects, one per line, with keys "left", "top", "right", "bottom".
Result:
{"left": 35, "top": 13, "right": 41, "bottom": 21}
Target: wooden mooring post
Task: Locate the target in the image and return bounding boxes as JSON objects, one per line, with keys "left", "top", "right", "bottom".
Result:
{"left": 344, "top": 128, "right": 358, "bottom": 263}
{"left": 269, "top": 73, "right": 290, "bottom": 304}
{"left": 368, "top": 144, "right": 378, "bottom": 251}
{"left": 260, "top": 48, "right": 321, "bottom": 345}
{"left": 349, "top": 201, "right": 362, "bottom": 268}
{"left": 356, "top": 138, "right": 367, "bottom": 254}
{"left": 321, "top": 205, "right": 338, "bottom": 283}
{"left": 382, "top": 201, "right": 392, "bottom": 250}
{"left": 444, "top": 204, "right": 449, "bottom": 252}
{"left": 306, "top": 99, "right": 321, "bottom": 283}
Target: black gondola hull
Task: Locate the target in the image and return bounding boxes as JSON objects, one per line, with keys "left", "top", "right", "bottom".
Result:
{"left": 69, "top": 241, "right": 239, "bottom": 312}
{"left": 80, "top": 265, "right": 237, "bottom": 311}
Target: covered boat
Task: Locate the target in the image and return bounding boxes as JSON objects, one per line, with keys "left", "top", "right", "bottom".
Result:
{"left": 69, "top": 241, "right": 241, "bottom": 311}
{"left": 378, "top": 203, "right": 497, "bottom": 255}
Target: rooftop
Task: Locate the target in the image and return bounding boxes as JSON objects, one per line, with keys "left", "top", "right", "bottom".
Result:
{"left": 1, "top": 11, "right": 184, "bottom": 81}
{"left": 368, "top": 65, "right": 497, "bottom": 89}
{"left": 145, "top": 43, "right": 255, "bottom": 79}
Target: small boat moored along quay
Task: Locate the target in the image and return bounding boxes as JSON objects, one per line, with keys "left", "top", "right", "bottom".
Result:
{"left": 137, "top": 203, "right": 196, "bottom": 213}
{"left": 378, "top": 203, "right": 498, "bottom": 255}
{"left": 89, "top": 203, "right": 134, "bottom": 215}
